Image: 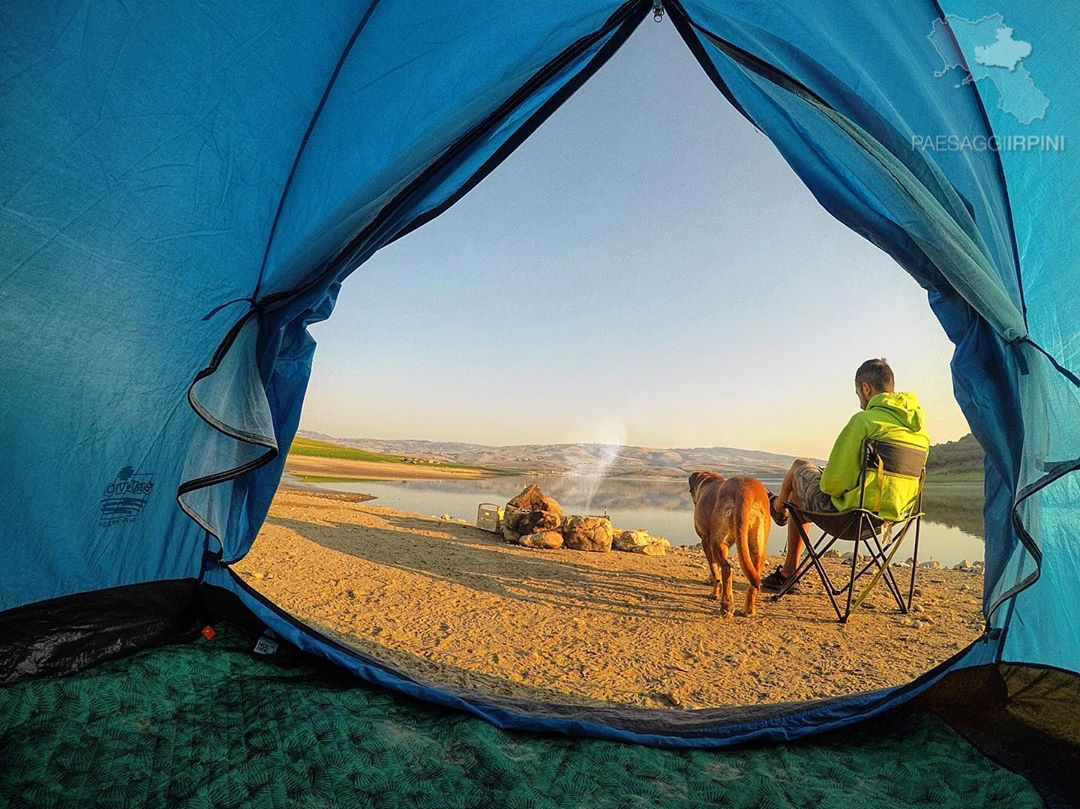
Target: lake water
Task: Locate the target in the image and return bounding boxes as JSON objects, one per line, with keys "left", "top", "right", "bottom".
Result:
{"left": 305, "top": 475, "right": 986, "bottom": 566}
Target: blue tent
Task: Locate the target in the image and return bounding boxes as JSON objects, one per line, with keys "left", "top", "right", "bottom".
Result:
{"left": 2, "top": 0, "right": 1077, "bottom": 757}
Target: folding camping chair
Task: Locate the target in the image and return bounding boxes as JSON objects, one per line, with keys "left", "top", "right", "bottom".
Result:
{"left": 772, "top": 439, "right": 927, "bottom": 623}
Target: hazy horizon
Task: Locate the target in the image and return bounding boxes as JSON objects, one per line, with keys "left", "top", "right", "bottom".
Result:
{"left": 298, "top": 19, "right": 970, "bottom": 459}
{"left": 301, "top": 430, "right": 816, "bottom": 454}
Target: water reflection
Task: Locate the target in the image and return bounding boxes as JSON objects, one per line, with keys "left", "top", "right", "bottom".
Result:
{"left": 918, "top": 483, "right": 984, "bottom": 537}
{"left": 304, "top": 474, "right": 986, "bottom": 566}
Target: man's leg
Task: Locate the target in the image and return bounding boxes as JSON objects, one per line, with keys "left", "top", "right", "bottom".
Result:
{"left": 778, "top": 460, "right": 813, "bottom": 578}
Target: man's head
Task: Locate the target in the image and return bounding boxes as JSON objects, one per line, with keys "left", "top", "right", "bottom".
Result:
{"left": 854, "top": 358, "right": 894, "bottom": 409}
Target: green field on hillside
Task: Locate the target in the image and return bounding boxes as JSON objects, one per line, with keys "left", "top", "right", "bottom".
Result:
{"left": 289, "top": 436, "right": 409, "bottom": 463}
{"left": 288, "top": 436, "right": 503, "bottom": 473}
{"left": 926, "top": 434, "right": 984, "bottom": 481}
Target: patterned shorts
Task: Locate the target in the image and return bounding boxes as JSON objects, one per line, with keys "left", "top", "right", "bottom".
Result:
{"left": 791, "top": 464, "right": 837, "bottom": 514}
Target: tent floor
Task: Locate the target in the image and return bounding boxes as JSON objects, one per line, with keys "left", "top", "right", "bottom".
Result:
{"left": 0, "top": 623, "right": 1044, "bottom": 809}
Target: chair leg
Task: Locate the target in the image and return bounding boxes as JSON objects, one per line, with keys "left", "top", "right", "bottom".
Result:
{"left": 842, "top": 536, "right": 859, "bottom": 623}
{"left": 806, "top": 532, "right": 846, "bottom": 620}
{"left": 866, "top": 531, "right": 907, "bottom": 611}
{"left": 853, "top": 525, "right": 913, "bottom": 615}
{"left": 908, "top": 516, "right": 921, "bottom": 611}
{"left": 773, "top": 518, "right": 848, "bottom": 622}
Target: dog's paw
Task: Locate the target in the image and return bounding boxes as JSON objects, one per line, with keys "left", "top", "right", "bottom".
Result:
{"left": 720, "top": 605, "right": 735, "bottom": 618}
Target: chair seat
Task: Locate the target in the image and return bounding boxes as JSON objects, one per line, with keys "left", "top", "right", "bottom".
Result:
{"left": 784, "top": 503, "right": 884, "bottom": 541}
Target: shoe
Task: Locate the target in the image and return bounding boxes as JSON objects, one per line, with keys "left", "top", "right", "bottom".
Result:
{"left": 768, "top": 493, "right": 789, "bottom": 527}
{"left": 762, "top": 565, "right": 800, "bottom": 594}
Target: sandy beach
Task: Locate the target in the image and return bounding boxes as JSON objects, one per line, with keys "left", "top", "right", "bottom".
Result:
{"left": 236, "top": 487, "right": 985, "bottom": 710}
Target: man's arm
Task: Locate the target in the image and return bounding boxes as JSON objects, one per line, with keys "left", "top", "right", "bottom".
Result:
{"left": 819, "top": 414, "right": 869, "bottom": 496}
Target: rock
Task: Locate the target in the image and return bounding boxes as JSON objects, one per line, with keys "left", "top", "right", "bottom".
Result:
{"left": 562, "top": 515, "right": 613, "bottom": 552}
{"left": 506, "top": 485, "right": 563, "bottom": 519}
{"left": 841, "top": 552, "right": 855, "bottom": 563}
{"left": 516, "top": 509, "right": 561, "bottom": 535}
{"left": 501, "top": 525, "right": 521, "bottom": 544}
{"left": 519, "top": 531, "right": 564, "bottom": 550}
{"left": 912, "top": 603, "right": 925, "bottom": 613}
{"left": 613, "top": 529, "right": 648, "bottom": 550}
{"left": 919, "top": 560, "right": 943, "bottom": 570}
{"left": 953, "top": 559, "right": 975, "bottom": 572}
{"left": 823, "top": 549, "right": 841, "bottom": 559}
{"left": 638, "top": 540, "right": 670, "bottom": 557}
{"left": 440, "top": 513, "right": 452, "bottom": 521}
{"left": 613, "top": 529, "right": 670, "bottom": 556}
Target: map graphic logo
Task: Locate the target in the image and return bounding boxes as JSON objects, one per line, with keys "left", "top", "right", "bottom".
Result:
{"left": 100, "top": 465, "right": 155, "bottom": 527}
{"left": 929, "top": 14, "right": 1048, "bottom": 125}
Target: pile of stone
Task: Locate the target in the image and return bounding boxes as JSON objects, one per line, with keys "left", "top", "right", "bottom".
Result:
{"left": 497, "top": 485, "right": 668, "bottom": 555}
{"left": 501, "top": 485, "right": 565, "bottom": 547}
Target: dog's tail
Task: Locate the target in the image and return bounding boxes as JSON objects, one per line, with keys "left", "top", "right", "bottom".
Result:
{"left": 735, "top": 496, "right": 762, "bottom": 590}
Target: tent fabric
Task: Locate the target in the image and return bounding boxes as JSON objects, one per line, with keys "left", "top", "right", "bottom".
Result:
{"left": 1, "top": 0, "right": 1078, "bottom": 745}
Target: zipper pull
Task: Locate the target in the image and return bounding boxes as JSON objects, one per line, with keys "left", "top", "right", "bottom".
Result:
{"left": 652, "top": 1, "right": 664, "bottom": 22}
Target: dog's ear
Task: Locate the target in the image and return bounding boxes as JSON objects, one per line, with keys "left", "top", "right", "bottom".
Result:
{"left": 688, "top": 472, "right": 704, "bottom": 497}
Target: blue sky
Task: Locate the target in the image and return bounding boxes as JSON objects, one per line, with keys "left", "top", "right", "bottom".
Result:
{"left": 299, "top": 18, "right": 968, "bottom": 459}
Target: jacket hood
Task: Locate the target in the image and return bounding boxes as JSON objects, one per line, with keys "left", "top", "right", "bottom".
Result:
{"left": 867, "top": 392, "right": 925, "bottom": 432}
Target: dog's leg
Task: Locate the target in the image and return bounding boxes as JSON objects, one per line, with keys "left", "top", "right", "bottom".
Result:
{"left": 744, "top": 520, "right": 768, "bottom": 617}
{"left": 718, "top": 544, "right": 734, "bottom": 617}
{"left": 702, "top": 540, "right": 721, "bottom": 600}
{"left": 745, "top": 578, "right": 758, "bottom": 617}
{"left": 710, "top": 553, "right": 723, "bottom": 603}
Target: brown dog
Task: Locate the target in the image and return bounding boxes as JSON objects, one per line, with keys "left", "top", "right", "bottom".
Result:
{"left": 688, "top": 473, "right": 770, "bottom": 617}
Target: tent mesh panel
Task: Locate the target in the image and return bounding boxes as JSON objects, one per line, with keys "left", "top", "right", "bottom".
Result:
{"left": 0, "top": 624, "right": 1044, "bottom": 809}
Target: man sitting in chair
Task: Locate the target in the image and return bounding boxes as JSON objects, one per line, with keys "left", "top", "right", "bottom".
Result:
{"left": 761, "top": 358, "right": 930, "bottom": 593}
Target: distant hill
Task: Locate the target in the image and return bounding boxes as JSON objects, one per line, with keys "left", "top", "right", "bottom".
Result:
{"left": 289, "top": 436, "right": 493, "bottom": 471}
{"left": 927, "top": 433, "right": 984, "bottom": 480}
{"left": 296, "top": 431, "right": 818, "bottom": 479}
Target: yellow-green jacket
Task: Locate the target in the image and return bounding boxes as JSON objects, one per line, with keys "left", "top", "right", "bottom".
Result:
{"left": 819, "top": 392, "right": 930, "bottom": 520}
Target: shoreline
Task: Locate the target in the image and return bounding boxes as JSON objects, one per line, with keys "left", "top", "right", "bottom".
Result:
{"left": 237, "top": 487, "right": 985, "bottom": 710}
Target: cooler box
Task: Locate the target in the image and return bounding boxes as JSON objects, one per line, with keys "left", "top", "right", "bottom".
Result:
{"left": 476, "top": 503, "right": 504, "bottom": 533}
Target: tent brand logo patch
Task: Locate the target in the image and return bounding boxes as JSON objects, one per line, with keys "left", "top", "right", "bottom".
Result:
{"left": 100, "top": 466, "right": 155, "bottom": 527}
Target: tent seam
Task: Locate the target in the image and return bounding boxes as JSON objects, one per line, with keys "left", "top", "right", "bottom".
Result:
{"left": 250, "top": 0, "right": 383, "bottom": 304}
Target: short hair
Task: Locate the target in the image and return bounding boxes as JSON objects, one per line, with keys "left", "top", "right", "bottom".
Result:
{"left": 855, "top": 358, "right": 894, "bottom": 391}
